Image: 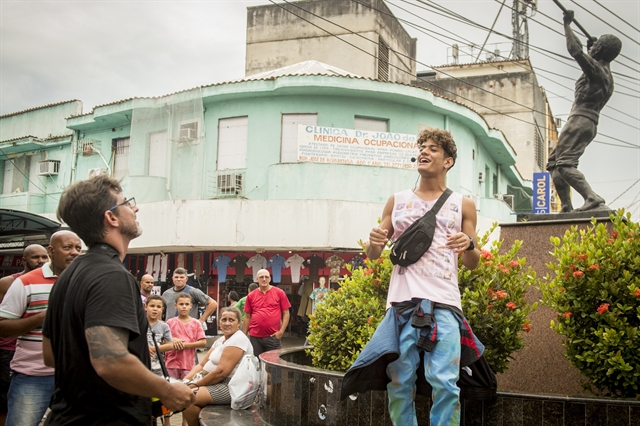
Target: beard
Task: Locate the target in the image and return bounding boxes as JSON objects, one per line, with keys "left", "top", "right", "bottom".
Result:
{"left": 121, "top": 220, "right": 143, "bottom": 240}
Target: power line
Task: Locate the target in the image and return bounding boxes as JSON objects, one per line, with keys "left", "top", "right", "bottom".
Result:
{"left": 475, "top": 0, "right": 507, "bottom": 63}
{"left": 495, "top": 0, "right": 640, "bottom": 67}
{"left": 268, "top": 0, "right": 640, "bottom": 150}
{"left": 385, "top": 3, "right": 640, "bottom": 127}
{"left": 569, "top": 0, "right": 640, "bottom": 47}
{"left": 592, "top": 139, "right": 640, "bottom": 149}
{"left": 593, "top": 0, "right": 640, "bottom": 34}
{"left": 0, "top": 147, "right": 59, "bottom": 202}
{"left": 379, "top": 1, "right": 640, "bottom": 128}
{"left": 410, "top": 0, "right": 640, "bottom": 81}
{"left": 609, "top": 178, "right": 640, "bottom": 205}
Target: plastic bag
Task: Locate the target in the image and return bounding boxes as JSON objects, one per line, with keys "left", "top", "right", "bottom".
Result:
{"left": 228, "top": 354, "right": 261, "bottom": 410}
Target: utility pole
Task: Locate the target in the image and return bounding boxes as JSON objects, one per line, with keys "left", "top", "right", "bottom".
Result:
{"left": 511, "top": 0, "right": 537, "bottom": 59}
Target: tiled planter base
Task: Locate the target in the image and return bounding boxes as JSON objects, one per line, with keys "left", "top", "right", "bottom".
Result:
{"left": 258, "top": 347, "right": 640, "bottom": 426}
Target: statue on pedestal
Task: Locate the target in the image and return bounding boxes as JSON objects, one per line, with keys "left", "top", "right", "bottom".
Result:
{"left": 546, "top": 9, "right": 622, "bottom": 212}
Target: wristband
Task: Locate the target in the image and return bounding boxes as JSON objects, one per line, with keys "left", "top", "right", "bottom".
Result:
{"left": 465, "top": 235, "right": 475, "bottom": 251}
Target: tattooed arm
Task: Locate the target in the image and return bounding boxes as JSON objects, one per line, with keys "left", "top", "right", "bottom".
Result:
{"left": 86, "top": 325, "right": 195, "bottom": 411}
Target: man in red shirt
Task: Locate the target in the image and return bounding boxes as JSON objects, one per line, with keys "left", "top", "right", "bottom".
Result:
{"left": 242, "top": 269, "right": 290, "bottom": 357}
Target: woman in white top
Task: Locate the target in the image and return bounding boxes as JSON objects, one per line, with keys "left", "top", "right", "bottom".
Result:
{"left": 182, "top": 307, "right": 253, "bottom": 426}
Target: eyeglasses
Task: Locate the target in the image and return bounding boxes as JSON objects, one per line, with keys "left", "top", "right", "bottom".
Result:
{"left": 258, "top": 276, "right": 270, "bottom": 280}
{"left": 108, "top": 197, "right": 136, "bottom": 211}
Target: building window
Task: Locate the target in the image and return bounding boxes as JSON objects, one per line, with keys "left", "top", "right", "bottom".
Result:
{"left": 354, "top": 116, "right": 388, "bottom": 132}
{"left": 281, "top": 114, "right": 318, "bottom": 163}
{"left": 493, "top": 173, "right": 498, "bottom": 196}
{"left": 218, "top": 117, "right": 248, "bottom": 170}
{"left": 378, "top": 37, "right": 389, "bottom": 82}
{"left": 2, "top": 160, "right": 15, "bottom": 194}
{"left": 112, "top": 137, "right": 130, "bottom": 179}
{"left": 2, "top": 156, "right": 26, "bottom": 194}
{"left": 148, "top": 131, "right": 167, "bottom": 178}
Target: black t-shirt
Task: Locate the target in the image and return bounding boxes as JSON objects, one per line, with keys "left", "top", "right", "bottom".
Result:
{"left": 43, "top": 243, "right": 152, "bottom": 425}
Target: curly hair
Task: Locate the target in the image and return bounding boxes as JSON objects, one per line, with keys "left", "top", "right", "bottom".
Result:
{"left": 416, "top": 128, "right": 457, "bottom": 169}
{"left": 591, "top": 34, "right": 622, "bottom": 63}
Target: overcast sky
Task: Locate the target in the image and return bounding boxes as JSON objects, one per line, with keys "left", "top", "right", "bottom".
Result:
{"left": 1, "top": 0, "right": 638, "bottom": 218}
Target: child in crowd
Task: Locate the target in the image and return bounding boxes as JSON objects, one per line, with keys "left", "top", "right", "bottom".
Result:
{"left": 164, "top": 293, "right": 206, "bottom": 380}
{"left": 145, "top": 295, "right": 173, "bottom": 426}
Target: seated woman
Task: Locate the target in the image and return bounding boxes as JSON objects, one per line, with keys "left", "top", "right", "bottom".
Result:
{"left": 181, "top": 307, "right": 253, "bottom": 426}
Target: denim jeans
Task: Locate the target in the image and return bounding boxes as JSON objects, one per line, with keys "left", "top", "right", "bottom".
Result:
{"left": 6, "top": 372, "right": 54, "bottom": 426}
{"left": 387, "top": 309, "right": 461, "bottom": 426}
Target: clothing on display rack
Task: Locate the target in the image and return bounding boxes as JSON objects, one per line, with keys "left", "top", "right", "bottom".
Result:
{"left": 285, "top": 254, "right": 305, "bottom": 283}
{"left": 268, "top": 254, "right": 287, "bottom": 284}
{"left": 247, "top": 254, "right": 267, "bottom": 282}
{"left": 213, "top": 254, "right": 232, "bottom": 283}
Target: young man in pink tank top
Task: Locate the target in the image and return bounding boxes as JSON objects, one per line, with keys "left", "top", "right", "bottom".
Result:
{"left": 366, "top": 128, "right": 480, "bottom": 426}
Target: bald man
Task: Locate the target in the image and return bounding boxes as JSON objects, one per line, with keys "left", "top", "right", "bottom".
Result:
{"left": 0, "top": 231, "right": 81, "bottom": 426}
{"left": 139, "top": 274, "right": 155, "bottom": 306}
{"left": 0, "top": 244, "right": 48, "bottom": 425}
{"left": 243, "top": 269, "right": 291, "bottom": 357}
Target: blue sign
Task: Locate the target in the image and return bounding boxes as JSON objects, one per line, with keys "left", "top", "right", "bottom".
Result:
{"left": 533, "top": 172, "right": 551, "bottom": 214}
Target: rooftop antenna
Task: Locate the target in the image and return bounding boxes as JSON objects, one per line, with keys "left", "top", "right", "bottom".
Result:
{"left": 511, "top": 0, "right": 538, "bottom": 59}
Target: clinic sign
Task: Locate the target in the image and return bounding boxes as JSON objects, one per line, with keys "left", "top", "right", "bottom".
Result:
{"left": 533, "top": 172, "right": 551, "bottom": 214}
{"left": 297, "top": 125, "right": 417, "bottom": 169}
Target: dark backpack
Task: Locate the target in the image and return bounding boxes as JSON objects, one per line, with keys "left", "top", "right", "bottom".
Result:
{"left": 390, "top": 189, "right": 452, "bottom": 267}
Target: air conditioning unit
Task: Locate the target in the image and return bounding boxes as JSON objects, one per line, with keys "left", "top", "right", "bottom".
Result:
{"left": 217, "top": 173, "right": 242, "bottom": 191}
{"left": 494, "top": 194, "right": 515, "bottom": 210}
{"left": 83, "top": 143, "right": 94, "bottom": 156}
{"left": 88, "top": 168, "right": 106, "bottom": 178}
{"left": 38, "top": 160, "right": 60, "bottom": 176}
{"left": 478, "top": 172, "right": 486, "bottom": 183}
{"left": 179, "top": 127, "right": 197, "bottom": 140}
{"left": 463, "top": 194, "right": 480, "bottom": 211}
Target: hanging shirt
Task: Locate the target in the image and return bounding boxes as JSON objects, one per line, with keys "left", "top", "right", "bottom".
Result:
{"left": 285, "top": 254, "right": 305, "bottom": 283}
{"left": 305, "top": 255, "right": 324, "bottom": 283}
{"left": 348, "top": 255, "right": 365, "bottom": 270}
{"left": 325, "top": 255, "right": 345, "bottom": 283}
{"left": 213, "top": 254, "right": 231, "bottom": 283}
{"left": 310, "top": 287, "right": 330, "bottom": 311}
{"left": 247, "top": 254, "right": 267, "bottom": 282}
{"left": 231, "top": 254, "right": 249, "bottom": 282}
{"left": 268, "top": 255, "right": 287, "bottom": 284}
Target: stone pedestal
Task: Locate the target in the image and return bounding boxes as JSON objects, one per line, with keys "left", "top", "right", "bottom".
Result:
{"left": 496, "top": 216, "right": 612, "bottom": 396}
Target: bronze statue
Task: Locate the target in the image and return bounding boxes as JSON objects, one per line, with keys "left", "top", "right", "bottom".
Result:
{"left": 547, "top": 10, "right": 622, "bottom": 212}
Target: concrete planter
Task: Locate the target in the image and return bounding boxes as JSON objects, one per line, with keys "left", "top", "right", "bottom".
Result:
{"left": 258, "top": 347, "right": 640, "bottom": 426}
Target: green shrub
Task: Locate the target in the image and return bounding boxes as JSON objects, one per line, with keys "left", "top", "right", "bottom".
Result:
{"left": 458, "top": 225, "right": 537, "bottom": 373}
{"left": 308, "top": 225, "right": 537, "bottom": 374}
{"left": 306, "top": 253, "right": 391, "bottom": 371}
{"left": 541, "top": 210, "right": 640, "bottom": 398}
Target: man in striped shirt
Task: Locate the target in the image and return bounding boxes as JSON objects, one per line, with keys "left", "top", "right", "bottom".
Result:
{"left": 0, "top": 231, "right": 81, "bottom": 426}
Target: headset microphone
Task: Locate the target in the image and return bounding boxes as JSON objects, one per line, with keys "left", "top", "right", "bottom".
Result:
{"left": 410, "top": 157, "right": 417, "bottom": 162}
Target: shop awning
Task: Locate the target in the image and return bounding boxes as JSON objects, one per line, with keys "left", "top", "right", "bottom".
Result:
{"left": 0, "top": 209, "right": 61, "bottom": 239}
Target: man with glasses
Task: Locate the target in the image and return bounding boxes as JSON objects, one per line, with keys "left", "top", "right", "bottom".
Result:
{"left": 242, "top": 269, "right": 291, "bottom": 357}
{"left": 42, "top": 175, "right": 194, "bottom": 425}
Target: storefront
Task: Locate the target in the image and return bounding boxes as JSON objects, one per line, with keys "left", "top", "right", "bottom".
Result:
{"left": 123, "top": 250, "right": 366, "bottom": 337}
{"left": 0, "top": 209, "right": 61, "bottom": 277}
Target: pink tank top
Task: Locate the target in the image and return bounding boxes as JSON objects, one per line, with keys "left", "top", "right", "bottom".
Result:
{"left": 387, "top": 189, "right": 463, "bottom": 310}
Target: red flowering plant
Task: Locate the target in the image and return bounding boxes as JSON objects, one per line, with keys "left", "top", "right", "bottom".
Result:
{"left": 306, "top": 245, "right": 392, "bottom": 371}
{"left": 458, "top": 224, "right": 537, "bottom": 374}
{"left": 541, "top": 210, "right": 640, "bottom": 398}
{"left": 308, "top": 223, "right": 538, "bottom": 373}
